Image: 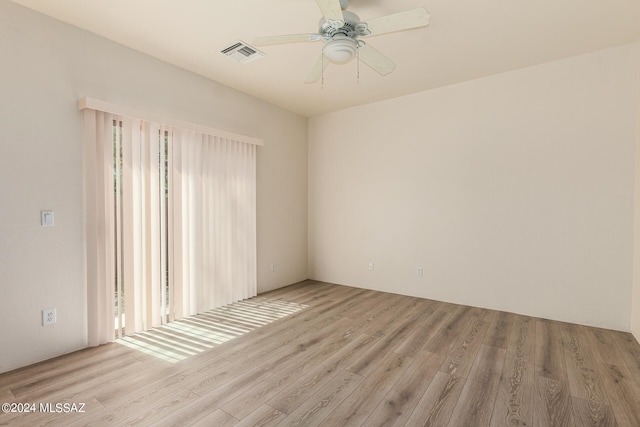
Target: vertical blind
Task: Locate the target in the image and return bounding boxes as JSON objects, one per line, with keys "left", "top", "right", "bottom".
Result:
{"left": 83, "top": 107, "right": 257, "bottom": 346}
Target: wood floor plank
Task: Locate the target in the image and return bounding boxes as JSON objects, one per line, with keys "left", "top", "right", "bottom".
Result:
{"left": 221, "top": 317, "right": 359, "bottom": 419}
{"left": 0, "top": 387, "right": 13, "bottom": 401}
{"left": 361, "top": 296, "right": 431, "bottom": 338}
{"left": 534, "top": 376, "right": 574, "bottom": 427}
{"left": 321, "top": 352, "right": 413, "bottom": 426}
{"left": 285, "top": 286, "right": 366, "bottom": 321}
{"left": 559, "top": 323, "right": 608, "bottom": 409}
{"left": 584, "top": 328, "right": 640, "bottom": 427}
{"left": 345, "top": 306, "right": 430, "bottom": 377}
{"left": 490, "top": 313, "right": 537, "bottom": 427}
{"left": 583, "top": 327, "right": 640, "bottom": 426}
{"left": 610, "top": 330, "right": 640, "bottom": 388}
{"left": 337, "top": 288, "right": 388, "bottom": 317}
{"left": 233, "top": 405, "right": 285, "bottom": 427}
{"left": 395, "top": 309, "right": 452, "bottom": 358}
{"left": 571, "top": 397, "right": 616, "bottom": 427}
{"left": 506, "top": 315, "right": 537, "bottom": 365}
{"left": 211, "top": 311, "right": 354, "bottom": 377}
{"left": 275, "top": 371, "right": 363, "bottom": 427}
{"left": 19, "top": 359, "right": 150, "bottom": 425}
{"left": 439, "top": 310, "right": 496, "bottom": 378}
{"left": 490, "top": 355, "right": 535, "bottom": 427}
{"left": 70, "top": 387, "right": 201, "bottom": 427}
{"left": 484, "top": 311, "right": 516, "bottom": 350}
{"left": 431, "top": 300, "right": 459, "bottom": 314}
{"left": 320, "top": 291, "right": 393, "bottom": 340}
{"left": 145, "top": 367, "right": 275, "bottom": 427}
{"left": 340, "top": 293, "right": 409, "bottom": 340}
{"left": 187, "top": 409, "right": 238, "bottom": 427}
{"left": 447, "top": 344, "right": 506, "bottom": 427}
{"left": 6, "top": 344, "right": 136, "bottom": 398}
{"left": 345, "top": 291, "right": 403, "bottom": 322}
{"left": 0, "top": 343, "right": 132, "bottom": 390}
{"left": 535, "top": 320, "right": 568, "bottom": 381}
{"left": 280, "top": 282, "right": 340, "bottom": 305}
{"left": 423, "top": 305, "right": 482, "bottom": 355}
{"left": 403, "top": 371, "right": 465, "bottom": 427}
{"left": 268, "top": 333, "right": 379, "bottom": 415}
{"left": 10, "top": 352, "right": 143, "bottom": 402}
{"left": 582, "top": 327, "right": 622, "bottom": 366}
{"left": 363, "top": 351, "right": 445, "bottom": 426}
{"left": 91, "top": 354, "right": 209, "bottom": 406}
{"left": 2, "top": 280, "right": 639, "bottom": 427}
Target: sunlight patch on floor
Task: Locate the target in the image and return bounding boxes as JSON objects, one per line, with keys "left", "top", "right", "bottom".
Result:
{"left": 116, "top": 297, "right": 307, "bottom": 363}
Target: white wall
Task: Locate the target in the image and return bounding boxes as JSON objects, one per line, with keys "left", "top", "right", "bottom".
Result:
{"left": 309, "top": 44, "right": 638, "bottom": 331}
{"left": 0, "top": 2, "right": 307, "bottom": 373}
{"left": 633, "top": 42, "right": 640, "bottom": 343}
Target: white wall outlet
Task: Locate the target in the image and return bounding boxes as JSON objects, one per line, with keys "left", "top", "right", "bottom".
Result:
{"left": 41, "top": 210, "right": 54, "bottom": 227}
{"left": 42, "top": 308, "right": 56, "bottom": 326}
{"left": 368, "top": 262, "right": 374, "bottom": 271}
{"left": 270, "top": 263, "right": 276, "bottom": 272}
{"left": 417, "top": 267, "right": 424, "bottom": 277}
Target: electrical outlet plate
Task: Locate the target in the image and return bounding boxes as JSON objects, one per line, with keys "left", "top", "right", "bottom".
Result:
{"left": 42, "top": 308, "right": 56, "bottom": 326}
{"left": 41, "top": 210, "right": 54, "bottom": 227}
{"left": 417, "top": 267, "right": 424, "bottom": 277}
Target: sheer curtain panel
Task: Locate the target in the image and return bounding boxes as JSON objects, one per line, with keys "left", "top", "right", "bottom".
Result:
{"left": 83, "top": 105, "right": 257, "bottom": 346}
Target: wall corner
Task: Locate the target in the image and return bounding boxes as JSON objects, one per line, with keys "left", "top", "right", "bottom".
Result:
{"left": 632, "top": 41, "right": 640, "bottom": 343}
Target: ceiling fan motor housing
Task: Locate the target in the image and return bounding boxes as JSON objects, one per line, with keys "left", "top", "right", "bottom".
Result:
{"left": 320, "top": 10, "right": 361, "bottom": 38}
{"left": 319, "top": 10, "right": 368, "bottom": 64}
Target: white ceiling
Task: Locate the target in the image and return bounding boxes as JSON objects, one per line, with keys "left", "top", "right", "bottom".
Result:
{"left": 9, "top": 0, "right": 640, "bottom": 117}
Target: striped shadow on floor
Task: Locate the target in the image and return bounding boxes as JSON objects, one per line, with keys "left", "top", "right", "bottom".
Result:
{"left": 116, "top": 297, "right": 308, "bottom": 363}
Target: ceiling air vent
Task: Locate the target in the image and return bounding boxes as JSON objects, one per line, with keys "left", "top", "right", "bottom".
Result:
{"left": 221, "top": 41, "right": 265, "bottom": 64}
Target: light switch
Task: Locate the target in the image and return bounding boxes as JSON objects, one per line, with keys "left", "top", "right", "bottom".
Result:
{"left": 41, "top": 210, "right": 54, "bottom": 227}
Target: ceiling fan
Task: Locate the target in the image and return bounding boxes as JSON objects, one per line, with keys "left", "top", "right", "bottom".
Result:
{"left": 253, "top": 0, "right": 431, "bottom": 84}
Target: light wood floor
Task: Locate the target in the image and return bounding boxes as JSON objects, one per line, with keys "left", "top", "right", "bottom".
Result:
{"left": 2, "top": 280, "right": 640, "bottom": 426}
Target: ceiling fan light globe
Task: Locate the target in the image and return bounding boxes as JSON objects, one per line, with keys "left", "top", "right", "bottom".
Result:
{"left": 323, "top": 37, "right": 357, "bottom": 64}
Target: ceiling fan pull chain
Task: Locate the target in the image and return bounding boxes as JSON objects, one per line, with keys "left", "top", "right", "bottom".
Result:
{"left": 321, "top": 52, "right": 325, "bottom": 89}
{"left": 357, "top": 46, "right": 360, "bottom": 84}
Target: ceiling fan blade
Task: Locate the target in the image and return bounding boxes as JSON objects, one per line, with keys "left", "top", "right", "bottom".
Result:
{"left": 315, "top": 0, "right": 345, "bottom": 28}
{"left": 363, "top": 7, "right": 430, "bottom": 37}
{"left": 253, "top": 34, "right": 322, "bottom": 46}
{"left": 304, "top": 54, "right": 330, "bottom": 84}
{"left": 358, "top": 43, "right": 396, "bottom": 76}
